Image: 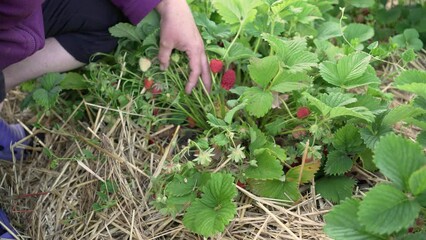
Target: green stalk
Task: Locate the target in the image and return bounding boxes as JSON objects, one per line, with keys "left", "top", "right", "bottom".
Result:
{"left": 223, "top": 22, "right": 244, "bottom": 60}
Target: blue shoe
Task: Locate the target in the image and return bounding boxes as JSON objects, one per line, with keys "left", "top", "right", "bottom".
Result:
{"left": 0, "top": 118, "right": 29, "bottom": 161}
{"left": 0, "top": 209, "right": 16, "bottom": 239}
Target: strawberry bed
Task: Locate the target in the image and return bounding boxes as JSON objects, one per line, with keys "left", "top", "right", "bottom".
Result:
{"left": 1, "top": 0, "right": 426, "bottom": 239}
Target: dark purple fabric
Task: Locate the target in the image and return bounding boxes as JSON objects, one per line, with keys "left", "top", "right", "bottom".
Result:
{"left": 0, "top": 4, "right": 45, "bottom": 69}
{"left": 110, "top": 0, "right": 161, "bottom": 25}
{"left": 0, "top": 0, "right": 43, "bottom": 30}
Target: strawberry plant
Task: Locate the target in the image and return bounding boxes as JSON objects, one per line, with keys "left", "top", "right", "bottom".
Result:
{"left": 29, "top": 0, "right": 426, "bottom": 238}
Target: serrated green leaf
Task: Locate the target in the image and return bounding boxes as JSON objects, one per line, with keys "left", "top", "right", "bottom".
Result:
{"left": 265, "top": 119, "right": 286, "bottom": 136}
{"left": 165, "top": 175, "right": 197, "bottom": 197}
{"left": 374, "top": 133, "right": 426, "bottom": 191}
{"left": 409, "top": 166, "right": 426, "bottom": 196}
{"left": 332, "top": 125, "right": 364, "bottom": 153}
{"left": 211, "top": 0, "right": 263, "bottom": 25}
{"left": 325, "top": 151, "right": 353, "bottom": 175}
{"left": 40, "top": 72, "right": 63, "bottom": 91}
{"left": 344, "top": 23, "right": 375, "bottom": 42}
{"left": 303, "top": 92, "right": 375, "bottom": 122}
{"left": 248, "top": 179, "right": 301, "bottom": 202}
{"left": 319, "top": 92, "right": 357, "bottom": 107}
{"left": 324, "top": 198, "right": 384, "bottom": 240}
{"left": 61, "top": 72, "right": 89, "bottom": 90}
{"left": 212, "top": 133, "right": 229, "bottom": 147}
{"left": 263, "top": 34, "right": 318, "bottom": 72}
{"left": 270, "top": 71, "right": 313, "bottom": 93}
{"left": 225, "top": 100, "right": 247, "bottom": 124}
{"left": 248, "top": 56, "right": 280, "bottom": 88}
{"left": 360, "top": 126, "right": 392, "bottom": 149}
{"left": 317, "top": 21, "right": 342, "bottom": 40}
{"left": 359, "top": 149, "right": 378, "bottom": 171}
{"left": 383, "top": 105, "right": 425, "bottom": 126}
{"left": 401, "top": 49, "right": 417, "bottom": 63}
{"left": 316, "top": 176, "right": 356, "bottom": 203}
{"left": 158, "top": 193, "right": 196, "bottom": 216}
{"left": 358, "top": 184, "right": 421, "bottom": 235}
{"left": 32, "top": 89, "right": 50, "bottom": 109}
{"left": 206, "top": 113, "right": 228, "bottom": 128}
{"left": 183, "top": 173, "right": 237, "bottom": 237}
{"left": 245, "top": 150, "right": 283, "bottom": 180}
{"left": 183, "top": 200, "right": 236, "bottom": 237}
{"left": 242, "top": 87, "right": 274, "bottom": 118}
{"left": 320, "top": 52, "right": 378, "bottom": 89}
{"left": 286, "top": 161, "right": 321, "bottom": 184}
{"left": 416, "top": 131, "right": 426, "bottom": 147}
{"left": 394, "top": 70, "right": 426, "bottom": 99}
{"left": 109, "top": 23, "right": 141, "bottom": 42}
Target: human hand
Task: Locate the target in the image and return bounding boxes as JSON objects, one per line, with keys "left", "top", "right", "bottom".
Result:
{"left": 156, "top": 0, "right": 211, "bottom": 94}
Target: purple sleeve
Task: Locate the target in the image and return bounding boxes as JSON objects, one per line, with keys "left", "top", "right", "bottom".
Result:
{"left": 0, "top": 2, "right": 44, "bottom": 69}
{"left": 110, "top": 0, "right": 161, "bottom": 25}
{"left": 0, "top": 0, "right": 43, "bottom": 29}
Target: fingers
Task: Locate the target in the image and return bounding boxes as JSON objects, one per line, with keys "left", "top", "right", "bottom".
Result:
{"left": 200, "top": 54, "right": 212, "bottom": 93}
{"left": 158, "top": 39, "right": 173, "bottom": 70}
{"left": 185, "top": 48, "right": 202, "bottom": 94}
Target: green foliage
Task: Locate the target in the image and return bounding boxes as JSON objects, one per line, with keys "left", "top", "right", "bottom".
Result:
{"left": 392, "top": 28, "right": 424, "bottom": 51}
{"left": 394, "top": 70, "right": 426, "bottom": 99}
{"left": 183, "top": 173, "right": 237, "bottom": 237}
{"left": 358, "top": 184, "right": 421, "bottom": 235}
{"left": 316, "top": 176, "right": 356, "bottom": 203}
{"left": 324, "top": 199, "right": 384, "bottom": 240}
{"left": 245, "top": 149, "right": 284, "bottom": 180}
{"left": 319, "top": 52, "right": 380, "bottom": 89}
{"left": 373, "top": 133, "right": 426, "bottom": 191}
{"left": 325, "top": 134, "right": 426, "bottom": 239}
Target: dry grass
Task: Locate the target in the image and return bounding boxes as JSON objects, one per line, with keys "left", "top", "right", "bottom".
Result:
{"left": 0, "top": 50, "right": 425, "bottom": 240}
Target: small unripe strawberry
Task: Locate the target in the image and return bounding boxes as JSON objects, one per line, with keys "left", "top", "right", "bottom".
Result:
{"left": 139, "top": 57, "right": 152, "bottom": 72}
{"left": 292, "top": 125, "right": 307, "bottom": 139}
{"left": 221, "top": 69, "right": 236, "bottom": 90}
{"left": 209, "top": 59, "right": 224, "bottom": 73}
{"left": 144, "top": 78, "right": 154, "bottom": 90}
{"left": 296, "top": 107, "right": 311, "bottom": 119}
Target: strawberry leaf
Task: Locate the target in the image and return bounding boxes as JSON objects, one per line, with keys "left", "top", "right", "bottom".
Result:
{"left": 324, "top": 199, "right": 384, "bottom": 240}
{"left": 270, "top": 71, "right": 313, "bottom": 93}
{"left": 248, "top": 179, "right": 301, "bottom": 202}
{"left": 373, "top": 133, "right": 426, "bottom": 191}
{"left": 324, "top": 151, "right": 353, "bottom": 175}
{"left": 394, "top": 70, "right": 426, "bottom": 99}
{"left": 358, "top": 184, "right": 421, "bottom": 235}
{"left": 247, "top": 56, "right": 280, "bottom": 88}
{"left": 263, "top": 34, "right": 318, "bottom": 73}
{"left": 183, "top": 173, "right": 237, "bottom": 237}
{"left": 242, "top": 87, "right": 274, "bottom": 118}
{"left": 286, "top": 161, "right": 321, "bottom": 184}
{"left": 245, "top": 149, "right": 283, "bottom": 180}
{"left": 316, "top": 176, "right": 356, "bottom": 203}
{"left": 319, "top": 52, "right": 380, "bottom": 89}
{"left": 211, "top": 0, "right": 263, "bottom": 26}
{"left": 409, "top": 166, "right": 426, "bottom": 196}
{"left": 332, "top": 125, "right": 364, "bottom": 154}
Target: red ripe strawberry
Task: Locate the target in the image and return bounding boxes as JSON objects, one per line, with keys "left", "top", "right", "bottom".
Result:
{"left": 151, "top": 84, "right": 162, "bottom": 95}
{"left": 236, "top": 181, "right": 246, "bottom": 189}
{"left": 296, "top": 107, "right": 311, "bottom": 119}
{"left": 209, "top": 59, "right": 224, "bottom": 73}
{"left": 187, "top": 117, "right": 196, "bottom": 128}
{"left": 144, "top": 78, "right": 154, "bottom": 90}
{"left": 221, "top": 69, "right": 236, "bottom": 90}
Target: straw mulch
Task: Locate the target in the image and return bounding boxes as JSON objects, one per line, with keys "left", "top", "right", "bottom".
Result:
{"left": 0, "top": 50, "right": 424, "bottom": 240}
